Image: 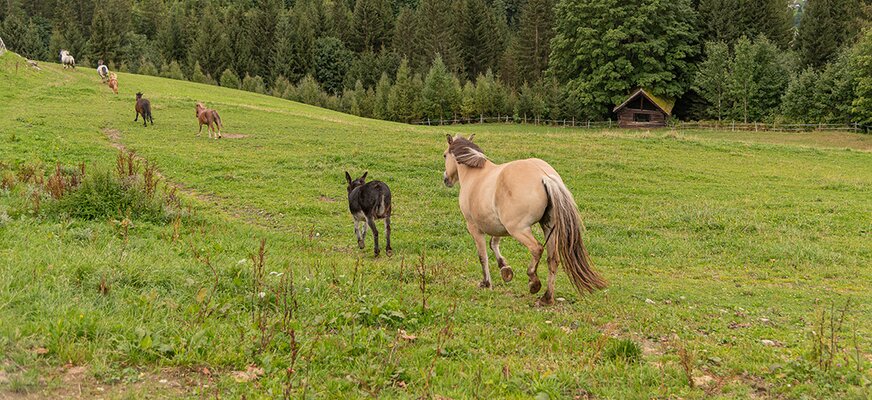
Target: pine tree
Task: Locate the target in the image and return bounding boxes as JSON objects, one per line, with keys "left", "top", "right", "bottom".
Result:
{"left": 247, "top": 0, "right": 283, "bottom": 79}
{"left": 156, "top": 3, "right": 187, "bottom": 65}
{"left": 20, "top": 19, "right": 49, "bottom": 60}
{"left": 220, "top": 68, "right": 241, "bottom": 89}
{"left": 88, "top": 7, "right": 122, "bottom": 63}
{"left": 473, "top": 69, "right": 508, "bottom": 117}
{"left": 798, "top": 0, "right": 858, "bottom": 68}
{"left": 272, "top": 75, "right": 294, "bottom": 99}
{"left": 413, "top": 0, "right": 462, "bottom": 72}
{"left": 191, "top": 61, "right": 216, "bottom": 85}
{"left": 314, "top": 36, "right": 353, "bottom": 95}
{"left": 272, "top": 10, "right": 312, "bottom": 83}
{"left": 139, "top": 60, "right": 158, "bottom": 76}
{"left": 550, "top": 0, "right": 699, "bottom": 119}
{"left": 460, "top": 81, "right": 477, "bottom": 118}
{"left": 373, "top": 72, "right": 392, "bottom": 119}
{"left": 387, "top": 58, "right": 423, "bottom": 122}
{"left": 695, "top": 41, "right": 731, "bottom": 120}
{"left": 852, "top": 28, "right": 872, "bottom": 130}
{"left": 188, "top": 6, "right": 228, "bottom": 80}
{"left": 328, "top": 0, "right": 353, "bottom": 45}
{"left": 816, "top": 49, "right": 857, "bottom": 123}
{"left": 392, "top": 7, "right": 416, "bottom": 61}
{"left": 160, "top": 59, "right": 186, "bottom": 80}
{"left": 697, "top": 0, "right": 792, "bottom": 48}
{"left": 242, "top": 74, "right": 267, "bottom": 93}
{"left": 297, "top": 74, "right": 324, "bottom": 106}
{"left": 516, "top": 82, "right": 534, "bottom": 122}
{"left": 751, "top": 36, "right": 789, "bottom": 120}
{"left": 351, "top": 0, "right": 393, "bottom": 52}
{"left": 514, "top": 0, "right": 553, "bottom": 84}
{"left": 457, "top": 0, "right": 506, "bottom": 80}
{"left": 421, "top": 55, "right": 460, "bottom": 120}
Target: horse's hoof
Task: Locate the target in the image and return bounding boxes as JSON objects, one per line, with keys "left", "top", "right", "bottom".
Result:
{"left": 386, "top": 249, "right": 393, "bottom": 257}
{"left": 374, "top": 249, "right": 380, "bottom": 257}
{"left": 358, "top": 241, "right": 365, "bottom": 249}
{"left": 536, "top": 296, "right": 555, "bottom": 307}
{"left": 529, "top": 280, "right": 542, "bottom": 294}
{"left": 479, "top": 280, "right": 492, "bottom": 289}
{"left": 500, "top": 266, "right": 514, "bottom": 282}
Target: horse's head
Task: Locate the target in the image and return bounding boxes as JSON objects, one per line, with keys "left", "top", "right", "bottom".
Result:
{"left": 443, "top": 134, "right": 477, "bottom": 187}
{"left": 345, "top": 171, "right": 367, "bottom": 193}
{"left": 196, "top": 103, "right": 205, "bottom": 114}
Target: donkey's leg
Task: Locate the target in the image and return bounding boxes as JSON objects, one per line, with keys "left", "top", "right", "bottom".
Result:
{"left": 489, "top": 237, "right": 513, "bottom": 282}
{"left": 507, "top": 226, "right": 544, "bottom": 295}
{"left": 467, "top": 223, "right": 492, "bottom": 288}
{"left": 384, "top": 215, "right": 392, "bottom": 256}
{"left": 134, "top": 112, "right": 139, "bottom": 122}
{"left": 366, "top": 215, "right": 380, "bottom": 257}
{"left": 353, "top": 219, "right": 363, "bottom": 248}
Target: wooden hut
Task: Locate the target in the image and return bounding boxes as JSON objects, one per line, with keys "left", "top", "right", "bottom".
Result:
{"left": 613, "top": 88, "right": 674, "bottom": 128}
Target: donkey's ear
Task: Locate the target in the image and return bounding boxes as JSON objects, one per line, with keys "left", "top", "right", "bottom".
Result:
{"left": 345, "top": 171, "right": 352, "bottom": 184}
{"left": 360, "top": 171, "right": 368, "bottom": 181}
{"left": 446, "top": 134, "right": 453, "bottom": 144}
{"left": 468, "top": 134, "right": 475, "bottom": 141}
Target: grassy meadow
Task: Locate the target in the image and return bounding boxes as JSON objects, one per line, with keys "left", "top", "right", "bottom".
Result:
{"left": 0, "top": 51, "right": 870, "bottom": 399}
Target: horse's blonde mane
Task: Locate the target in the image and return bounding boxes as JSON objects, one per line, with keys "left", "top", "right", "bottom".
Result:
{"left": 449, "top": 138, "right": 488, "bottom": 168}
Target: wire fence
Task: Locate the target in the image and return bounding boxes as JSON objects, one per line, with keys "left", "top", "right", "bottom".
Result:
{"left": 410, "top": 116, "right": 869, "bottom": 133}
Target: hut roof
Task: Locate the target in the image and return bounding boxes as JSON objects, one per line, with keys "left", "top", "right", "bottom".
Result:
{"left": 613, "top": 88, "right": 675, "bottom": 116}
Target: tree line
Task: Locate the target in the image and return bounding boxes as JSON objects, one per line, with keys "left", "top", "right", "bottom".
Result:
{"left": 1, "top": 0, "right": 871, "bottom": 127}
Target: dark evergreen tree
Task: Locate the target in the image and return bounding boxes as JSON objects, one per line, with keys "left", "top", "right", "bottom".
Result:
{"left": 328, "top": 0, "right": 353, "bottom": 45}
{"left": 271, "top": 8, "right": 315, "bottom": 83}
{"left": 188, "top": 6, "right": 228, "bottom": 79}
{"left": 413, "top": 0, "right": 461, "bottom": 72}
{"left": 88, "top": 7, "right": 122, "bottom": 63}
{"left": 797, "top": 0, "right": 857, "bottom": 68}
{"left": 156, "top": 3, "right": 187, "bottom": 65}
{"left": 387, "top": 58, "right": 422, "bottom": 122}
{"left": 457, "top": 0, "right": 506, "bottom": 81}
{"left": 421, "top": 55, "right": 460, "bottom": 119}
{"left": 351, "top": 0, "right": 393, "bottom": 52}
{"left": 514, "top": 0, "right": 553, "bottom": 84}
{"left": 314, "top": 36, "right": 353, "bottom": 95}
{"left": 373, "top": 72, "right": 392, "bottom": 119}
{"left": 392, "top": 7, "right": 416, "bottom": 61}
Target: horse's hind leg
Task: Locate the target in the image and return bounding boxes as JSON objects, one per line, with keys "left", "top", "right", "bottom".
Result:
{"left": 490, "top": 237, "right": 513, "bottom": 282}
{"left": 507, "top": 226, "right": 544, "bottom": 296}
{"left": 366, "top": 215, "right": 380, "bottom": 257}
{"left": 542, "top": 228, "right": 559, "bottom": 306}
{"left": 467, "top": 223, "right": 492, "bottom": 288}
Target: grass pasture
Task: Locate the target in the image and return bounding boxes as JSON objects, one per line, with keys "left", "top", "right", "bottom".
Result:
{"left": 1, "top": 51, "right": 871, "bottom": 399}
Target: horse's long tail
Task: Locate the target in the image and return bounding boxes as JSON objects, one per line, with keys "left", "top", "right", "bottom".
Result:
{"left": 212, "top": 110, "right": 222, "bottom": 129}
{"left": 542, "top": 175, "right": 606, "bottom": 294}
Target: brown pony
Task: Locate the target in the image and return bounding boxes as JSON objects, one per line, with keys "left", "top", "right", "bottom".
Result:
{"left": 195, "top": 103, "right": 223, "bottom": 139}
{"left": 107, "top": 73, "right": 118, "bottom": 94}
{"left": 442, "top": 134, "right": 606, "bottom": 305}
{"left": 135, "top": 92, "right": 153, "bottom": 127}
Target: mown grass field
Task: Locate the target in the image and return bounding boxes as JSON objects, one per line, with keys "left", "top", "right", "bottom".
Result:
{"left": 1, "top": 51, "right": 870, "bottom": 399}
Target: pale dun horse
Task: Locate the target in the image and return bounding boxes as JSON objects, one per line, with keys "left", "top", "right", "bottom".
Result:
{"left": 442, "top": 134, "right": 606, "bottom": 305}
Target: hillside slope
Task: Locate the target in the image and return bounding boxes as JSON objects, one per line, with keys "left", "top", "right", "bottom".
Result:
{"left": 1, "top": 52, "right": 871, "bottom": 399}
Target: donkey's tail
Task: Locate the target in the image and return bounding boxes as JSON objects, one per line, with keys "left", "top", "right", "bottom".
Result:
{"left": 542, "top": 175, "right": 606, "bottom": 294}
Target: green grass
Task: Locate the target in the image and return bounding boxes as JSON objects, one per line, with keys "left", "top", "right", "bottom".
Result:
{"left": 1, "top": 51, "right": 870, "bottom": 399}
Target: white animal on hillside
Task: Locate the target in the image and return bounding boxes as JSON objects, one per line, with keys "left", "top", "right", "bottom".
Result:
{"left": 97, "top": 64, "right": 109, "bottom": 80}
{"left": 60, "top": 50, "right": 75, "bottom": 69}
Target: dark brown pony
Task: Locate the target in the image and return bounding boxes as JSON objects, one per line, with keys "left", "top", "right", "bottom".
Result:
{"left": 135, "top": 92, "right": 153, "bottom": 127}
{"left": 195, "top": 102, "right": 223, "bottom": 139}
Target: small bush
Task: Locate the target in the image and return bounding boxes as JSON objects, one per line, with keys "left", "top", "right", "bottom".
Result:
{"left": 50, "top": 168, "right": 167, "bottom": 222}
{"left": 603, "top": 338, "right": 642, "bottom": 363}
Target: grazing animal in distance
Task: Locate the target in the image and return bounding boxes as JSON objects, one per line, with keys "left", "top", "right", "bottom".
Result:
{"left": 195, "top": 102, "right": 223, "bottom": 139}
{"left": 134, "top": 92, "right": 153, "bottom": 127}
{"left": 442, "top": 134, "right": 606, "bottom": 305}
{"left": 97, "top": 60, "right": 109, "bottom": 82}
{"left": 107, "top": 73, "right": 118, "bottom": 94}
{"left": 345, "top": 171, "right": 392, "bottom": 257}
{"left": 60, "top": 50, "right": 75, "bottom": 69}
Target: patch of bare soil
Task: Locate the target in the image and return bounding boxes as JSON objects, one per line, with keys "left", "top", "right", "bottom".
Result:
{"left": 319, "top": 195, "right": 338, "bottom": 203}
{"left": 0, "top": 365, "right": 200, "bottom": 400}
{"left": 219, "top": 132, "right": 247, "bottom": 139}
{"left": 101, "top": 128, "right": 122, "bottom": 150}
